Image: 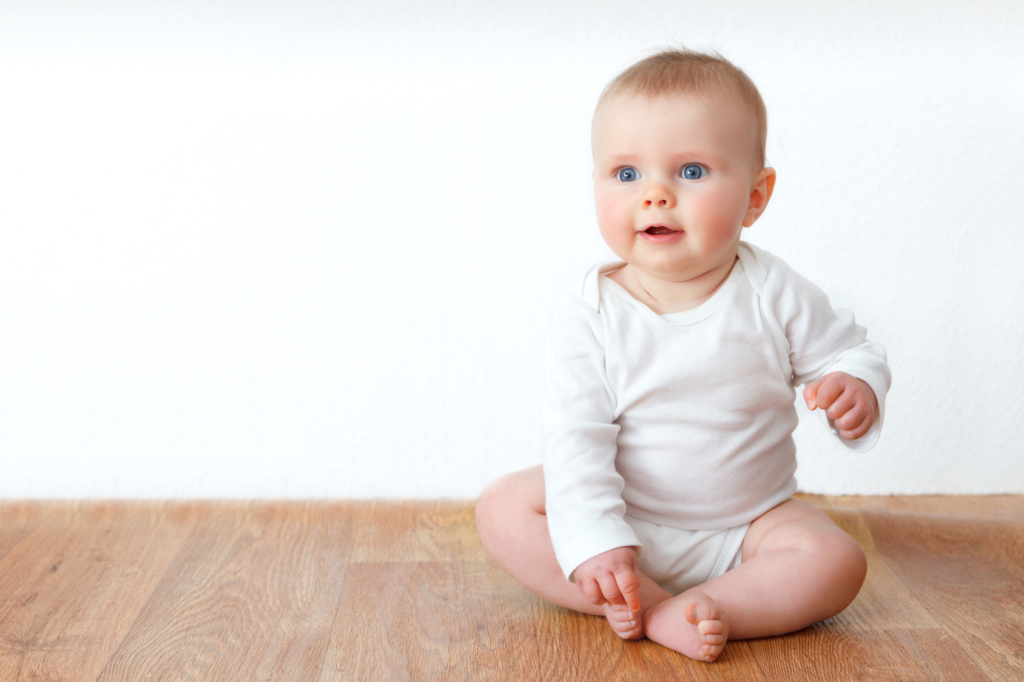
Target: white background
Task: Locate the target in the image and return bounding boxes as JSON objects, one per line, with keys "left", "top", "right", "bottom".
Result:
{"left": 1, "top": 0, "right": 1022, "bottom": 498}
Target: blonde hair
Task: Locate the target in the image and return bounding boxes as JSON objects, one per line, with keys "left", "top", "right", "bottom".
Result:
{"left": 596, "top": 48, "right": 768, "bottom": 169}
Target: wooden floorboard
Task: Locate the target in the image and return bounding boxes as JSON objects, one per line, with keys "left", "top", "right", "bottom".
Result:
{"left": 749, "top": 628, "right": 989, "bottom": 682}
{"left": 0, "top": 495, "right": 1021, "bottom": 681}
{"left": 0, "top": 502, "right": 198, "bottom": 681}
{"left": 861, "top": 510, "right": 1024, "bottom": 682}
{"left": 97, "top": 502, "right": 357, "bottom": 682}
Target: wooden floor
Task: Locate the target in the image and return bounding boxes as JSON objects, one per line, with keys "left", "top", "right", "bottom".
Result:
{"left": 0, "top": 496, "right": 1022, "bottom": 681}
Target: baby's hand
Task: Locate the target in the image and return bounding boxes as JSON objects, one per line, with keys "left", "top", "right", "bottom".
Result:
{"left": 573, "top": 547, "right": 642, "bottom": 613}
{"left": 803, "top": 371, "right": 878, "bottom": 440}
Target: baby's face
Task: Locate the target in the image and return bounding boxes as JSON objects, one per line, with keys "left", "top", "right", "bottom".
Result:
{"left": 592, "top": 91, "right": 765, "bottom": 283}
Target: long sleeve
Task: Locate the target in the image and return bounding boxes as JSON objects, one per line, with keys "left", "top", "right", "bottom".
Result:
{"left": 759, "top": 249, "right": 892, "bottom": 451}
{"left": 543, "top": 292, "right": 641, "bottom": 581}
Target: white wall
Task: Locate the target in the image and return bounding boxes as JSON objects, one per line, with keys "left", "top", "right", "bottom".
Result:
{"left": 1, "top": 0, "right": 1022, "bottom": 498}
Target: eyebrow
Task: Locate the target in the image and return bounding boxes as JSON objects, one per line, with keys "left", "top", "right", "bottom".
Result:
{"left": 597, "top": 152, "right": 728, "bottom": 167}
{"left": 600, "top": 154, "right": 641, "bottom": 164}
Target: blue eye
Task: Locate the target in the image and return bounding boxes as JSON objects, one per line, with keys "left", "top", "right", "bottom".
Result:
{"left": 617, "top": 167, "right": 638, "bottom": 182}
{"left": 682, "top": 164, "right": 706, "bottom": 180}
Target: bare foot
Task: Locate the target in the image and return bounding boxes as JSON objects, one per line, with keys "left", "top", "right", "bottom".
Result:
{"left": 601, "top": 571, "right": 671, "bottom": 640}
{"left": 645, "top": 591, "right": 730, "bottom": 661}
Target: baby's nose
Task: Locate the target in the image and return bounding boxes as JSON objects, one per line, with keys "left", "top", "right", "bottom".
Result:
{"left": 642, "top": 183, "right": 675, "bottom": 208}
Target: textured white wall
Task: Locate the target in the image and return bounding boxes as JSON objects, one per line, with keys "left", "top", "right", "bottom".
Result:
{"left": 1, "top": 1, "right": 1022, "bottom": 498}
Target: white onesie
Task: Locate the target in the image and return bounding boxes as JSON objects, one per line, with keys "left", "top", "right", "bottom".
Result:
{"left": 543, "top": 242, "right": 891, "bottom": 587}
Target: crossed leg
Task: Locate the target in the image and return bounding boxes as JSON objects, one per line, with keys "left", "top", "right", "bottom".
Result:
{"left": 643, "top": 495, "right": 867, "bottom": 660}
{"left": 475, "top": 465, "right": 867, "bottom": 662}
{"left": 475, "top": 466, "right": 674, "bottom": 638}
{"left": 475, "top": 464, "right": 618, "bottom": 617}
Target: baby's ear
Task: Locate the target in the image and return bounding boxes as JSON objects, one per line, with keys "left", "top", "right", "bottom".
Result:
{"left": 743, "top": 167, "right": 776, "bottom": 227}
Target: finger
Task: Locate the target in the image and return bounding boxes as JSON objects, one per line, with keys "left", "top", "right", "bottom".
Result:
{"left": 580, "top": 578, "right": 604, "bottom": 605}
{"left": 811, "top": 375, "right": 844, "bottom": 411}
{"left": 857, "top": 378, "right": 879, "bottom": 415}
{"left": 824, "top": 388, "right": 858, "bottom": 421}
{"left": 834, "top": 404, "right": 866, "bottom": 433}
{"left": 596, "top": 571, "right": 624, "bottom": 605}
{"left": 803, "top": 378, "right": 824, "bottom": 409}
{"left": 613, "top": 565, "right": 642, "bottom": 613}
{"left": 833, "top": 393, "right": 871, "bottom": 429}
{"left": 839, "top": 410, "right": 874, "bottom": 440}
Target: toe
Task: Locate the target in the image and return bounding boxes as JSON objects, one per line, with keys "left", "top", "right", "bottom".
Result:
{"left": 698, "top": 619, "right": 724, "bottom": 635}
{"left": 602, "top": 603, "right": 642, "bottom": 639}
{"left": 615, "top": 613, "right": 638, "bottom": 629}
{"left": 612, "top": 619, "right": 640, "bottom": 637}
{"left": 685, "top": 601, "right": 717, "bottom": 624}
{"left": 605, "top": 608, "right": 634, "bottom": 624}
{"left": 701, "top": 644, "right": 723, "bottom": 661}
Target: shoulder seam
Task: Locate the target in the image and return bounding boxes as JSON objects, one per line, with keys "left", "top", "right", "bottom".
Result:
{"left": 563, "top": 262, "right": 608, "bottom": 311}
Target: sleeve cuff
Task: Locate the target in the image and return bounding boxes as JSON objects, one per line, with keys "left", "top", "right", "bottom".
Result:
{"left": 554, "top": 525, "right": 644, "bottom": 582}
{"left": 814, "top": 362, "right": 889, "bottom": 452}
{"left": 819, "top": 407, "right": 884, "bottom": 451}
{"left": 815, "top": 375, "right": 886, "bottom": 452}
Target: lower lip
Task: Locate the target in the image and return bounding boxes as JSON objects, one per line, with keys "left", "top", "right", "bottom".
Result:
{"left": 639, "top": 230, "right": 683, "bottom": 243}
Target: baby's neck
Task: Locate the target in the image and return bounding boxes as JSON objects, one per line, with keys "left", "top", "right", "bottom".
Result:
{"left": 609, "top": 258, "right": 738, "bottom": 315}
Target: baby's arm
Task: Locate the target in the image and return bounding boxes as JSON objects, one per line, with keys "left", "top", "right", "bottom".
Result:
{"left": 756, "top": 246, "right": 891, "bottom": 449}
{"left": 543, "top": 291, "right": 643, "bottom": 581}
{"left": 803, "top": 372, "right": 878, "bottom": 440}
{"left": 572, "top": 547, "right": 643, "bottom": 612}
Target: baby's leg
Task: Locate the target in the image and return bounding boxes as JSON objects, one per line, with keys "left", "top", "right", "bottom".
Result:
{"left": 644, "top": 498, "right": 867, "bottom": 662}
{"left": 475, "top": 465, "right": 672, "bottom": 638}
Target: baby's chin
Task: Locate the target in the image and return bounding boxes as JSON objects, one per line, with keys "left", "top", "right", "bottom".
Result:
{"left": 630, "top": 261, "right": 720, "bottom": 284}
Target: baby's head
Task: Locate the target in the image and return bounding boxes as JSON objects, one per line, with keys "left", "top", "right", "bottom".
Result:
{"left": 594, "top": 48, "right": 767, "bottom": 172}
{"left": 591, "top": 49, "right": 775, "bottom": 285}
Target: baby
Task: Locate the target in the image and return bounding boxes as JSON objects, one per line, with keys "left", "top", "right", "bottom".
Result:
{"left": 476, "top": 49, "right": 891, "bottom": 663}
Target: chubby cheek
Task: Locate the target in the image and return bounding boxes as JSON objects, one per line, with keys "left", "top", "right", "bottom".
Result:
{"left": 688, "top": 189, "right": 745, "bottom": 244}
{"left": 594, "top": 192, "right": 634, "bottom": 255}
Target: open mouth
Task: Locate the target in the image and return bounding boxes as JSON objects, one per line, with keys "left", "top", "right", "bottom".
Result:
{"left": 643, "top": 225, "right": 681, "bottom": 235}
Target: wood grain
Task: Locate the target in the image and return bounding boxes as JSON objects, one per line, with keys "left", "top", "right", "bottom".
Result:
{"left": 96, "top": 502, "right": 356, "bottom": 682}
{"left": 863, "top": 509, "right": 1024, "bottom": 682}
{"left": 0, "top": 501, "right": 40, "bottom": 565}
{"left": 817, "top": 506, "right": 940, "bottom": 632}
{"left": 0, "top": 502, "right": 198, "bottom": 681}
{"left": 750, "top": 628, "right": 988, "bottom": 682}
{"left": 807, "top": 493, "right": 1024, "bottom": 521}
{"left": 0, "top": 496, "right": 1022, "bottom": 681}
{"left": 350, "top": 501, "right": 486, "bottom": 563}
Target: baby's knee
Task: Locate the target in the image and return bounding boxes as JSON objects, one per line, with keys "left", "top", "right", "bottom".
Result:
{"left": 475, "top": 467, "right": 544, "bottom": 544}
{"left": 814, "top": 530, "right": 868, "bottom": 606}
{"left": 476, "top": 471, "right": 524, "bottom": 521}
{"left": 828, "top": 531, "right": 867, "bottom": 578}
{"left": 475, "top": 477, "right": 510, "bottom": 536}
